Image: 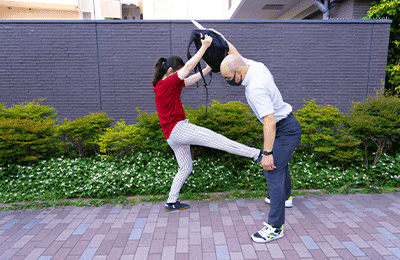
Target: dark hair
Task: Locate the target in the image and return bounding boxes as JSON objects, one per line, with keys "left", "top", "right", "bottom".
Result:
{"left": 152, "top": 56, "right": 185, "bottom": 86}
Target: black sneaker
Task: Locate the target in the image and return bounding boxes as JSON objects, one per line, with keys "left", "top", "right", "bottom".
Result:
{"left": 165, "top": 201, "right": 190, "bottom": 212}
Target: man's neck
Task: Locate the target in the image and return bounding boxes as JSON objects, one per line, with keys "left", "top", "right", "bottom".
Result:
{"left": 241, "top": 64, "right": 250, "bottom": 83}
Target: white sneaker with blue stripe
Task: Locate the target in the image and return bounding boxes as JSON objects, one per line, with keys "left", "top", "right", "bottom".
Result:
{"left": 251, "top": 222, "right": 284, "bottom": 243}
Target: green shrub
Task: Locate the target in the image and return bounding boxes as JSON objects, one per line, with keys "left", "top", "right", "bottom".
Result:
{"left": 56, "top": 112, "right": 113, "bottom": 157}
{"left": 185, "top": 100, "right": 263, "bottom": 163}
{"left": 0, "top": 98, "right": 57, "bottom": 123}
{"left": 0, "top": 117, "right": 56, "bottom": 166}
{"left": 132, "top": 101, "right": 264, "bottom": 157}
{"left": 96, "top": 108, "right": 171, "bottom": 158}
{"left": 96, "top": 101, "right": 262, "bottom": 163}
{"left": 294, "top": 100, "right": 361, "bottom": 169}
{"left": 0, "top": 99, "right": 59, "bottom": 166}
{"left": 186, "top": 100, "right": 263, "bottom": 147}
{"left": 134, "top": 108, "right": 171, "bottom": 153}
{"left": 345, "top": 88, "right": 400, "bottom": 165}
{"left": 97, "top": 120, "right": 140, "bottom": 159}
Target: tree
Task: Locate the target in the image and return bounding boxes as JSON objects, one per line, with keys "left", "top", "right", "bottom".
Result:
{"left": 365, "top": 0, "right": 400, "bottom": 95}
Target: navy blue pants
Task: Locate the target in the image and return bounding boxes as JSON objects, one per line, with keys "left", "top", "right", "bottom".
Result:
{"left": 265, "top": 113, "right": 301, "bottom": 226}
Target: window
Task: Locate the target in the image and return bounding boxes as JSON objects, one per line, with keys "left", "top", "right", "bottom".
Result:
{"left": 82, "top": 12, "right": 91, "bottom": 20}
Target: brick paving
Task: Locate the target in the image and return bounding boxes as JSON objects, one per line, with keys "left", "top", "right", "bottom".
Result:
{"left": 0, "top": 192, "right": 399, "bottom": 260}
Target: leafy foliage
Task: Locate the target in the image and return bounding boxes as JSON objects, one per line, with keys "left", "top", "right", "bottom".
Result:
{"left": 0, "top": 99, "right": 58, "bottom": 166}
{"left": 0, "top": 118, "right": 56, "bottom": 166}
{"left": 365, "top": 0, "right": 400, "bottom": 94}
{"left": 101, "top": 101, "right": 264, "bottom": 159}
{"left": 1, "top": 151, "right": 398, "bottom": 203}
{"left": 0, "top": 98, "right": 57, "bottom": 122}
{"left": 294, "top": 100, "right": 361, "bottom": 169}
{"left": 185, "top": 100, "right": 263, "bottom": 164}
{"left": 186, "top": 100, "right": 263, "bottom": 147}
{"left": 345, "top": 88, "right": 400, "bottom": 165}
{"left": 56, "top": 112, "right": 113, "bottom": 157}
{"left": 133, "top": 108, "right": 170, "bottom": 152}
{"left": 1, "top": 98, "right": 400, "bottom": 203}
{"left": 97, "top": 120, "right": 140, "bottom": 159}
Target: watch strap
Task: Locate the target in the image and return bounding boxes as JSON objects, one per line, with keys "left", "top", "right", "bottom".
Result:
{"left": 263, "top": 150, "right": 273, "bottom": 156}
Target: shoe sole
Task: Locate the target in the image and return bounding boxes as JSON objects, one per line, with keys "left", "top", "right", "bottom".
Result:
{"left": 165, "top": 205, "right": 190, "bottom": 212}
{"left": 264, "top": 199, "right": 293, "bottom": 208}
{"left": 251, "top": 232, "right": 284, "bottom": 243}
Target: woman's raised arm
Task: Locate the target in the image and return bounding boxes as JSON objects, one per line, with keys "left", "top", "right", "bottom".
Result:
{"left": 177, "top": 34, "right": 213, "bottom": 80}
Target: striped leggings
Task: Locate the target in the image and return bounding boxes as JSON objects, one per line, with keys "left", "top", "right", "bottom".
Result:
{"left": 166, "top": 119, "right": 260, "bottom": 203}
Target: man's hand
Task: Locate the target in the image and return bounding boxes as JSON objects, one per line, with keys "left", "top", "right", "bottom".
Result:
{"left": 208, "top": 28, "right": 241, "bottom": 57}
{"left": 261, "top": 154, "right": 276, "bottom": 171}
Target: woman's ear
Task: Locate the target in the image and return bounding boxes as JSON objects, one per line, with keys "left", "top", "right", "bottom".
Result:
{"left": 167, "top": 67, "right": 174, "bottom": 75}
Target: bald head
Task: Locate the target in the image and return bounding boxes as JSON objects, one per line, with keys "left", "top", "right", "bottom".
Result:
{"left": 220, "top": 54, "right": 249, "bottom": 85}
{"left": 221, "top": 54, "right": 246, "bottom": 75}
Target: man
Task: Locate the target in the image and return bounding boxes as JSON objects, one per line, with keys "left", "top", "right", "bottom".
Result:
{"left": 215, "top": 30, "right": 301, "bottom": 243}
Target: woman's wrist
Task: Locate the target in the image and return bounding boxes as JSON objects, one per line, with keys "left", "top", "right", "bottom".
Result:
{"left": 200, "top": 45, "right": 208, "bottom": 51}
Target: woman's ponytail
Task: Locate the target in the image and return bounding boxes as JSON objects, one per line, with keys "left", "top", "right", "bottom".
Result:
{"left": 152, "top": 56, "right": 185, "bottom": 87}
{"left": 152, "top": 57, "right": 167, "bottom": 86}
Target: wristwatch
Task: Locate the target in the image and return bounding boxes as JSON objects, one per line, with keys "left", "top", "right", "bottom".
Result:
{"left": 263, "top": 150, "right": 273, "bottom": 156}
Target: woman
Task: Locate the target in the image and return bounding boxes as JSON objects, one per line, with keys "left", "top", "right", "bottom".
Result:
{"left": 152, "top": 34, "right": 262, "bottom": 212}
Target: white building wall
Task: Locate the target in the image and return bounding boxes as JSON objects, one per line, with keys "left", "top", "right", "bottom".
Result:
{"left": 143, "top": 0, "right": 229, "bottom": 20}
{"left": 78, "top": 0, "right": 121, "bottom": 19}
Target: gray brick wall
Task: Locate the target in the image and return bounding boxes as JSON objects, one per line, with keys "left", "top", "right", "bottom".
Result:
{"left": 353, "top": 0, "right": 372, "bottom": 19}
{"left": 0, "top": 20, "right": 391, "bottom": 125}
{"left": 330, "top": 0, "right": 354, "bottom": 19}
{"left": 306, "top": 0, "right": 371, "bottom": 19}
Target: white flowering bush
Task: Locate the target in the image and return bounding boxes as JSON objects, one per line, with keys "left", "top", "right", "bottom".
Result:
{"left": 289, "top": 151, "right": 400, "bottom": 191}
{"left": 0, "top": 150, "right": 399, "bottom": 203}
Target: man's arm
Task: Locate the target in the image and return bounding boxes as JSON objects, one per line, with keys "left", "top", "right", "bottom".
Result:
{"left": 184, "top": 65, "right": 212, "bottom": 86}
{"left": 209, "top": 29, "right": 242, "bottom": 57}
{"left": 261, "top": 113, "right": 276, "bottom": 170}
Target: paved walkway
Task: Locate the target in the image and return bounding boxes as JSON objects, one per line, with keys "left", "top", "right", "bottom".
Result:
{"left": 0, "top": 192, "right": 399, "bottom": 260}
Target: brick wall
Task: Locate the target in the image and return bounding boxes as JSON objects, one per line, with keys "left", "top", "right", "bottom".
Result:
{"left": 330, "top": 0, "right": 354, "bottom": 19}
{"left": 306, "top": 0, "right": 371, "bottom": 19}
{"left": 353, "top": 0, "right": 373, "bottom": 19}
{"left": 0, "top": 20, "right": 391, "bottom": 125}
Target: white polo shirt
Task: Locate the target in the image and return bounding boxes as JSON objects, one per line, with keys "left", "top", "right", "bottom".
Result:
{"left": 241, "top": 57, "right": 292, "bottom": 124}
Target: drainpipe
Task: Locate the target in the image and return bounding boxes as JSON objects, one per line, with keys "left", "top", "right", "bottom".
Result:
{"left": 314, "top": 0, "right": 330, "bottom": 19}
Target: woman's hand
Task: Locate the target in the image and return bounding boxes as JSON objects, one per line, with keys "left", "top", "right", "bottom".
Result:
{"left": 201, "top": 34, "right": 213, "bottom": 48}
{"left": 177, "top": 35, "right": 212, "bottom": 80}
